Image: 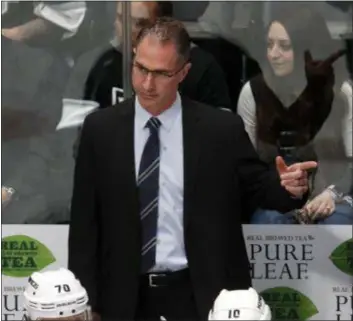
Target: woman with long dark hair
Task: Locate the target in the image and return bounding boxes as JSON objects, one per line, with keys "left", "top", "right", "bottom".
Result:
{"left": 237, "top": 3, "right": 352, "bottom": 224}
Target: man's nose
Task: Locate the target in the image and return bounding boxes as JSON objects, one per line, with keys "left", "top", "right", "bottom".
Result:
{"left": 142, "top": 72, "right": 155, "bottom": 91}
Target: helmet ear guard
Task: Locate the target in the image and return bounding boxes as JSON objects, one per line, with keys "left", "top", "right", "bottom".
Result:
{"left": 84, "top": 304, "right": 93, "bottom": 321}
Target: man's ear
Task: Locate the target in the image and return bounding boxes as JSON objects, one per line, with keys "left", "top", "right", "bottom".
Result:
{"left": 133, "top": 47, "right": 137, "bottom": 54}
{"left": 184, "top": 62, "right": 192, "bottom": 73}
{"left": 179, "top": 62, "right": 192, "bottom": 82}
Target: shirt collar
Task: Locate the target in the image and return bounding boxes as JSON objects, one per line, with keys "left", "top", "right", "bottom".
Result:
{"left": 135, "top": 92, "right": 182, "bottom": 133}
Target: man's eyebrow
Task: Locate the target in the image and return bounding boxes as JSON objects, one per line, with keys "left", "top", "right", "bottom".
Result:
{"left": 134, "top": 61, "right": 173, "bottom": 73}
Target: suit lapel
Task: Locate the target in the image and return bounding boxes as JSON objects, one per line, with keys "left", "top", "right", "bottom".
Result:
{"left": 182, "top": 98, "right": 201, "bottom": 230}
{"left": 114, "top": 100, "right": 139, "bottom": 210}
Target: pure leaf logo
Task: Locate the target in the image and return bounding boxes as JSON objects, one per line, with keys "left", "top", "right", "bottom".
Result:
{"left": 329, "top": 238, "right": 353, "bottom": 276}
{"left": 260, "top": 286, "right": 318, "bottom": 320}
{"left": 2, "top": 235, "right": 56, "bottom": 277}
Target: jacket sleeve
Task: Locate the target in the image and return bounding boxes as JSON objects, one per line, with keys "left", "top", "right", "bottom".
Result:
{"left": 233, "top": 114, "right": 306, "bottom": 213}
{"left": 68, "top": 113, "right": 101, "bottom": 313}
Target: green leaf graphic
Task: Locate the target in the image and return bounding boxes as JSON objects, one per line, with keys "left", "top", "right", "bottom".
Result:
{"left": 260, "top": 286, "right": 318, "bottom": 320}
{"left": 2, "top": 234, "right": 56, "bottom": 277}
{"left": 329, "top": 238, "right": 353, "bottom": 276}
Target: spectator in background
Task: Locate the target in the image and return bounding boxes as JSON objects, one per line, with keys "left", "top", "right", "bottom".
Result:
{"left": 83, "top": 1, "right": 231, "bottom": 109}
{"left": 1, "top": 1, "right": 98, "bottom": 224}
{"left": 1, "top": 1, "right": 106, "bottom": 118}
{"left": 1, "top": 0, "right": 88, "bottom": 106}
{"left": 1, "top": 1, "right": 86, "bottom": 46}
{"left": 1, "top": 1, "right": 107, "bottom": 59}
{"left": 237, "top": 4, "right": 352, "bottom": 225}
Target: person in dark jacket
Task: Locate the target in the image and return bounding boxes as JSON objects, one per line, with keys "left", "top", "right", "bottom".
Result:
{"left": 68, "top": 18, "right": 314, "bottom": 321}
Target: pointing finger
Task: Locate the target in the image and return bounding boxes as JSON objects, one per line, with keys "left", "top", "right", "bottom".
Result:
{"left": 298, "top": 161, "right": 317, "bottom": 171}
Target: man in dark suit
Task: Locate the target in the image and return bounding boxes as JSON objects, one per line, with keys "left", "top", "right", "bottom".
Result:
{"left": 68, "top": 17, "right": 316, "bottom": 321}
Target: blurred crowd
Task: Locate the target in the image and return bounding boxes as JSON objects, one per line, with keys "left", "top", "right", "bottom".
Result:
{"left": 1, "top": 1, "right": 352, "bottom": 225}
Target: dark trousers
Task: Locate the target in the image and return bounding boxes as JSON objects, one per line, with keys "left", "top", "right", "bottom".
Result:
{"left": 135, "top": 270, "right": 200, "bottom": 321}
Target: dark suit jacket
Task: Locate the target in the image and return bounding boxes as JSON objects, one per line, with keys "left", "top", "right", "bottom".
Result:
{"left": 68, "top": 97, "right": 304, "bottom": 320}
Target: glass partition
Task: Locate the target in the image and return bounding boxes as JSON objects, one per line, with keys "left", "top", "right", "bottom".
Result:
{"left": 2, "top": 1, "right": 352, "bottom": 225}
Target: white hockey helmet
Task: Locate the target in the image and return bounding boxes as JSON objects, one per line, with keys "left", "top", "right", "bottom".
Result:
{"left": 208, "top": 287, "right": 272, "bottom": 320}
{"left": 23, "top": 268, "right": 91, "bottom": 320}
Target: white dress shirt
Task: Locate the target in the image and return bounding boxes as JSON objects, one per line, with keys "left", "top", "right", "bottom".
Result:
{"left": 134, "top": 93, "right": 188, "bottom": 272}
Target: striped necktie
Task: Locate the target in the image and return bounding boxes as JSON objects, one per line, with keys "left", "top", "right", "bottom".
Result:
{"left": 138, "top": 117, "right": 161, "bottom": 273}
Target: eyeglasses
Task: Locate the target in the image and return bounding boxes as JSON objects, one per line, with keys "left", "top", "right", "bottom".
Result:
{"left": 132, "top": 61, "right": 186, "bottom": 81}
